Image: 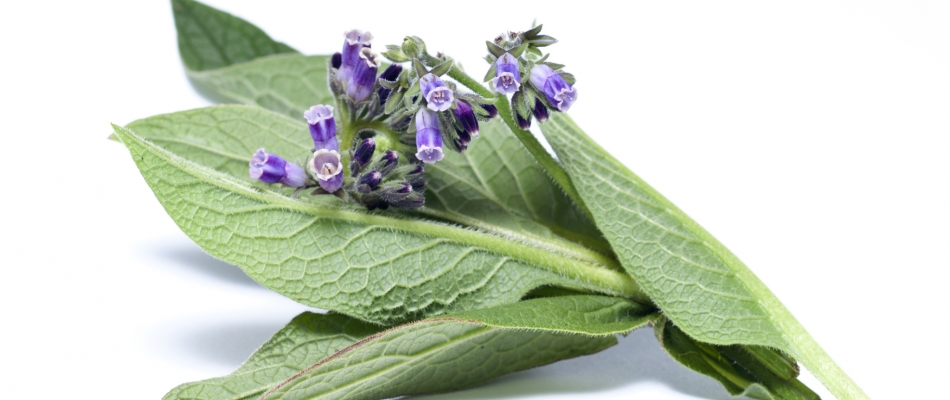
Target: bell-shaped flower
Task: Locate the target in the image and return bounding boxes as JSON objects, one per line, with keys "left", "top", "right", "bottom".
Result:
{"left": 249, "top": 148, "right": 308, "bottom": 187}
{"left": 420, "top": 73, "right": 454, "bottom": 112}
{"left": 345, "top": 48, "right": 380, "bottom": 103}
{"left": 304, "top": 105, "right": 338, "bottom": 152}
{"left": 415, "top": 108, "right": 444, "bottom": 163}
{"left": 492, "top": 53, "right": 521, "bottom": 94}
{"left": 338, "top": 29, "right": 373, "bottom": 82}
{"left": 308, "top": 149, "right": 344, "bottom": 193}
{"left": 529, "top": 64, "right": 578, "bottom": 111}
{"left": 377, "top": 64, "right": 403, "bottom": 105}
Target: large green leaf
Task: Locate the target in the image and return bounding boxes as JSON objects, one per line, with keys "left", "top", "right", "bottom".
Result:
{"left": 540, "top": 113, "right": 866, "bottom": 399}
{"left": 261, "top": 296, "right": 653, "bottom": 400}
{"left": 164, "top": 313, "right": 383, "bottom": 400}
{"left": 168, "top": 0, "right": 607, "bottom": 254}
{"left": 172, "top": 0, "right": 297, "bottom": 72}
{"left": 165, "top": 296, "right": 655, "bottom": 400}
{"left": 655, "top": 316, "right": 818, "bottom": 400}
{"left": 112, "top": 120, "right": 641, "bottom": 325}
{"left": 124, "top": 106, "right": 622, "bottom": 277}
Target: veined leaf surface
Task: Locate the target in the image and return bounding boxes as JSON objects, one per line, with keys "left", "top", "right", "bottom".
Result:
{"left": 262, "top": 296, "right": 654, "bottom": 400}
{"left": 540, "top": 113, "right": 866, "bottom": 399}
{"left": 112, "top": 120, "right": 641, "bottom": 325}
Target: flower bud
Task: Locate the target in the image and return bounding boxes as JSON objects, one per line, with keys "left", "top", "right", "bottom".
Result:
{"left": 338, "top": 29, "right": 373, "bottom": 82}
{"left": 308, "top": 149, "right": 344, "bottom": 193}
{"left": 353, "top": 138, "right": 376, "bottom": 167}
{"left": 402, "top": 36, "right": 424, "bottom": 58}
{"left": 492, "top": 53, "right": 521, "bottom": 94}
{"left": 516, "top": 111, "right": 531, "bottom": 129}
{"left": 480, "top": 103, "right": 498, "bottom": 120}
{"left": 414, "top": 108, "right": 444, "bottom": 163}
{"left": 376, "top": 64, "right": 403, "bottom": 105}
{"left": 419, "top": 73, "right": 454, "bottom": 112}
{"left": 528, "top": 64, "right": 578, "bottom": 111}
{"left": 249, "top": 148, "right": 308, "bottom": 187}
{"left": 346, "top": 48, "right": 381, "bottom": 103}
{"left": 452, "top": 100, "right": 479, "bottom": 138}
{"left": 331, "top": 52, "right": 342, "bottom": 69}
{"left": 375, "top": 150, "right": 399, "bottom": 175}
{"left": 532, "top": 98, "right": 549, "bottom": 122}
{"left": 304, "top": 105, "right": 338, "bottom": 152}
{"left": 358, "top": 170, "right": 382, "bottom": 191}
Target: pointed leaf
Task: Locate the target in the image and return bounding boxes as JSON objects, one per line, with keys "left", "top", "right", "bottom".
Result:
{"left": 540, "top": 113, "right": 867, "bottom": 398}
{"left": 262, "top": 296, "right": 653, "bottom": 399}
{"left": 112, "top": 116, "right": 641, "bottom": 325}
{"left": 172, "top": 0, "right": 297, "bottom": 72}
{"left": 164, "top": 313, "right": 383, "bottom": 400}
{"left": 655, "top": 317, "right": 818, "bottom": 400}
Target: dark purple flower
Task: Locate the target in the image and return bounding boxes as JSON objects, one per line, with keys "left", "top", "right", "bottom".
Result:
{"left": 376, "top": 150, "right": 399, "bottom": 175}
{"left": 346, "top": 48, "right": 380, "bottom": 103}
{"left": 304, "top": 105, "right": 338, "bottom": 152}
{"left": 532, "top": 98, "right": 549, "bottom": 121}
{"left": 308, "top": 149, "right": 344, "bottom": 193}
{"left": 516, "top": 111, "right": 531, "bottom": 129}
{"left": 415, "top": 108, "right": 444, "bottom": 163}
{"left": 331, "top": 52, "right": 342, "bottom": 69}
{"left": 529, "top": 64, "right": 577, "bottom": 111}
{"left": 359, "top": 170, "right": 382, "bottom": 189}
{"left": 419, "top": 73, "right": 454, "bottom": 112}
{"left": 492, "top": 53, "right": 521, "bottom": 95}
{"left": 338, "top": 29, "right": 373, "bottom": 83}
{"left": 249, "top": 148, "right": 307, "bottom": 187}
{"left": 377, "top": 64, "right": 403, "bottom": 105}
{"left": 480, "top": 103, "right": 498, "bottom": 119}
{"left": 452, "top": 100, "right": 479, "bottom": 138}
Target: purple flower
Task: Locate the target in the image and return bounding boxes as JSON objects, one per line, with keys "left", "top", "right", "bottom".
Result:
{"left": 480, "top": 103, "right": 498, "bottom": 119}
{"left": 532, "top": 98, "right": 549, "bottom": 122}
{"left": 338, "top": 29, "right": 373, "bottom": 82}
{"left": 420, "top": 73, "right": 454, "bottom": 112}
{"left": 452, "top": 100, "right": 479, "bottom": 138}
{"left": 492, "top": 53, "right": 521, "bottom": 94}
{"left": 353, "top": 138, "right": 376, "bottom": 167}
{"left": 529, "top": 64, "right": 578, "bottom": 111}
{"left": 415, "top": 108, "right": 444, "bottom": 163}
{"left": 345, "top": 48, "right": 380, "bottom": 103}
{"left": 249, "top": 148, "right": 308, "bottom": 187}
{"left": 308, "top": 149, "right": 344, "bottom": 193}
{"left": 304, "top": 105, "right": 338, "bottom": 152}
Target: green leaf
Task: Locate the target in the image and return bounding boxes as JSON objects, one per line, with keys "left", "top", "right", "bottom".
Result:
{"left": 261, "top": 296, "right": 651, "bottom": 400}
{"left": 540, "top": 113, "right": 867, "bottom": 399}
{"left": 172, "top": 0, "right": 297, "bottom": 72}
{"left": 188, "top": 54, "right": 334, "bottom": 120}
{"left": 655, "top": 316, "right": 818, "bottom": 400}
{"left": 112, "top": 118, "right": 642, "bottom": 325}
{"left": 164, "top": 313, "right": 383, "bottom": 400}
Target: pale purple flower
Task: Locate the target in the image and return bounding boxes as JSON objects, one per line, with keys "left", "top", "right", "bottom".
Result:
{"left": 338, "top": 29, "right": 373, "bottom": 82}
{"left": 249, "top": 148, "right": 308, "bottom": 187}
{"left": 529, "top": 64, "right": 577, "bottom": 111}
{"left": 309, "top": 149, "right": 344, "bottom": 193}
{"left": 304, "top": 105, "right": 338, "bottom": 152}
{"left": 419, "top": 73, "right": 454, "bottom": 112}
{"left": 345, "top": 48, "right": 380, "bottom": 103}
{"left": 415, "top": 108, "right": 444, "bottom": 163}
{"left": 492, "top": 53, "right": 521, "bottom": 94}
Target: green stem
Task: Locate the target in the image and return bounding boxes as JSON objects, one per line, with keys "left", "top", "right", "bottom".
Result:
{"left": 494, "top": 97, "right": 593, "bottom": 220}
{"left": 447, "top": 67, "right": 494, "bottom": 98}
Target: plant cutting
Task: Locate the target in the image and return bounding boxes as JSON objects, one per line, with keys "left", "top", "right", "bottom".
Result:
{"left": 112, "top": 1, "right": 868, "bottom": 398}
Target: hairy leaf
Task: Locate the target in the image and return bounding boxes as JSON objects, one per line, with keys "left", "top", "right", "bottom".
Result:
{"left": 655, "top": 316, "right": 818, "bottom": 400}
{"left": 124, "top": 106, "right": 623, "bottom": 280}
{"left": 172, "top": 0, "right": 297, "bottom": 72}
{"left": 113, "top": 121, "right": 641, "bottom": 325}
{"left": 262, "top": 296, "right": 652, "bottom": 400}
{"left": 164, "top": 313, "right": 382, "bottom": 400}
{"left": 540, "top": 113, "right": 866, "bottom": 398}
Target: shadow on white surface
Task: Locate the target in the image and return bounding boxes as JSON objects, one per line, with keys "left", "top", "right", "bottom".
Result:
{"left": 149, "top": 241, "right": 264, "bottom": 289}
{"left": 174, "top": 320, "right": 287, "bottom": 367}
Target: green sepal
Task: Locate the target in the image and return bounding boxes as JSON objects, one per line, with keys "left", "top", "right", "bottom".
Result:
{"left": 509, "top": 42, "right": 530, "bottom": 58}
{"left": 384, "top": 89, "right": 405, "bottom": 115}
{"left": 405, "top": 78, "right": 421, "bottom": 97}
{"left": 544, "top": 62, "right": 566, "bottom": 71}
{"left": 377, "top": 78, "right": 401, "bottom": 90}
{"left": 522, "top": 24, "right": 543, "bottom": 39}
{"left": 381, "top": 45, "right": 410, "bottom": 63}
{"left": 526, "top": 46, "right": 543, "bottom": 57}
{"left": 559, "top": 71, "right": 576, "bottom": 85}
{"left": 428, "top": 59, "right": 454, "bottom": 77}
{"left": 412, "top": 58, "right": 428, "bottom": 77}
{"left": 483, "top": 63, "right": 497, "bottom": 82}
{"left": 486, "top": 41, "right": 507, "bottom": 58}
{"left": 528, "top": 34, "right": 558, "bottom": 47}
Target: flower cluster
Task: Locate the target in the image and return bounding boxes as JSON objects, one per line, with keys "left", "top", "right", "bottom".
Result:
{"left": 483, "top": 25, "right": 577, "bottom": 129}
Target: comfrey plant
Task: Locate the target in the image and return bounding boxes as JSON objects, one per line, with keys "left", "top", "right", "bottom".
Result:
{"left": 111, "top": 1, "right": 868, "bottom": 399}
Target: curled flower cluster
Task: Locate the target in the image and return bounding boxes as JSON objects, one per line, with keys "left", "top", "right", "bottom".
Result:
{"left": 483, "top": 25, "right": 577, "bottom": 129}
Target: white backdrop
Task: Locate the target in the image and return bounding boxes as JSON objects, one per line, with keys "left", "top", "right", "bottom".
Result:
{"left": 1, "top": 1, "right": 947, "bottom": 398}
